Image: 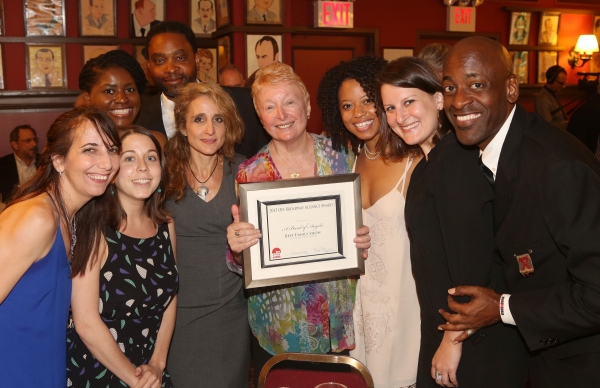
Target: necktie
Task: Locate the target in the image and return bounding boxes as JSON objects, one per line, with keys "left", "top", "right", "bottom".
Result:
{"left": 45, "top": 74, "right": 51, "bottom": 87}
{"left": 203, "top": 25, "right": 207, "bottom": 33}
{"left": 263, "top": 14, "right": 266, "bottom": 21}
{"left": 140, "top": 27, "right": 146, "bottom": 37}
{"left": 479, "top": 156, "right": 495, "bottom": 187}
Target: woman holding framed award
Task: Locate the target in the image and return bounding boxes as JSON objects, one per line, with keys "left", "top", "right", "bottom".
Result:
{"left": 226, "top": 62, "right": 371, "bottom": 382}
{"left": 378, "top": 57, "right": 528, "bottom": 387}
{"left": 317, "top": 55, "right": 422, "bottom": 388}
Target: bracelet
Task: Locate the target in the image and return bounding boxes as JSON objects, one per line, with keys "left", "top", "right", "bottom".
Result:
{"left": 499, "top": 295, "right": 505, "bottom": 316}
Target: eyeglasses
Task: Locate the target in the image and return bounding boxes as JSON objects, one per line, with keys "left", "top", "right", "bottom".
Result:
{"left": 18, "top": 137, "right": 39, "bottom": 143}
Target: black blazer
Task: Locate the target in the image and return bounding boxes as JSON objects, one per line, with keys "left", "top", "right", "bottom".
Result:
{"left": 494, "top": 105, "right": 600, "bottom": 381}
{"left": 0, "top": 153, "right": 19, "bottom": 203}
{"left": 135, "top": 86, "right": 270, "bottom": 158}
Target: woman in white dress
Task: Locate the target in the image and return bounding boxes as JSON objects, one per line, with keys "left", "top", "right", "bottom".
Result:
{"left": 317, "top": 55, "right": 422, "bottom": 388}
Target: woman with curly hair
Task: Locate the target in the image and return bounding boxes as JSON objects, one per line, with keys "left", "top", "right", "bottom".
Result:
{"left": 317, "top": 55, "right": 421, "bottom": 388}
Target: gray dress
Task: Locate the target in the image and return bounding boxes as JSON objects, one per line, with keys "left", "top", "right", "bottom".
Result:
{"left": 167, "top": 154, "right": 250, "bottom": 387}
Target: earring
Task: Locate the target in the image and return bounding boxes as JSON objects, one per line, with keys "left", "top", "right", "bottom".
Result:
{"left": 157, "top": 186, "right": 162, "bottom": 193}
{"left": 111, "top": 186, "right": 115, "bottom": 195}
{"left": 58, "top": 170, "right": 63, "bottom": 177}
{"left": 307, "top": 115, "right": 310, "bottom": 120}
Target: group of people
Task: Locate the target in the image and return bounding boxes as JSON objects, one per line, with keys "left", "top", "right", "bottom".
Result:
{"left": 1, "top": 18, "right": 599, "bottom": 388}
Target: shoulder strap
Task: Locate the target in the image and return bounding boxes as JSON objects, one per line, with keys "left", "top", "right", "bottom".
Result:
{"left": 398, "top": 157, "right": 414, "bottom": 194}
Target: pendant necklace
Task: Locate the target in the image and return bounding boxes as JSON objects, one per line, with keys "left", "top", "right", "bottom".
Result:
{"left": 271, "top": 135, "right": 312, "bottom": 179}
{"left": 55, "top": 193, "right": 77, "bottom": 262}
{"left": 364, "top": 143, "right": 381, "bottom": 160}
{"left": 188, "top": 157, "right": 219, "bottom": 201}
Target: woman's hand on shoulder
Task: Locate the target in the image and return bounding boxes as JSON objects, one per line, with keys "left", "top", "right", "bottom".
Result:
{"left": 133, "top": 363, "right": 162, "bottom": 388}
{"left": 0, "top": 195, "right": 58, "bottom": 303}
{"left": 354, "top": 225, "right": 371, "bottom": 259}
{"left": 431, "top": 330, "right": 463, "bottom": 387}
{"left": 227, "top": 204, "right": 261, "bottom": 257}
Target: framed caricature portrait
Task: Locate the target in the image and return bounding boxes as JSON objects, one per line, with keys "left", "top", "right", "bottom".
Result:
{"left": 537, "top": 51, "right": 557, "bottom": 84}
{"left": 509, "top": 51, "right": 528, "bottom": 84}
{"left": 26, "top": 43, "right": 67, "bottom": 90}
{"left": 245, "top": 0, "right": 283, "bottom": 26}
{"left": 591, "top": 16, "right": 600, "bottom": 73}
{"left": 133, "top": 44, "right": 155, "bottom": 85}
{"left": 509, "top": 12, "right": 531, "bottom": 46}
{"left": 82, "top": 45, "right": 119, "bottom": 65}
{"left": 79, "top": 0, "right": 116, "bottom": 36}
{"left": 383, "top": 48, "right": 414, "bottom": 62}
{"left": 216, "top": 0, "right": 230, "bottom": 29}
{"left": 24, "top": 0, "right": 66, "bottom": 37}
{"left": 538, "top": 13, "right": 560, "bottom": 46}
{"left": 246, "top": 34, "right": 282, "bottom": 78}
{"left": 196, "top": 48, "right": 218, "bottom": 83}
{"left": 0, "top": 44, "right": 4, "bottom": 90}
{"left": 217, "top": 35, "right": 232, "bottom": 71}
{"left": 130, "top": 0, "right": 164, "bottom": 38}
{"left": 191, "top": 0, "right": 217, "bottom": 36}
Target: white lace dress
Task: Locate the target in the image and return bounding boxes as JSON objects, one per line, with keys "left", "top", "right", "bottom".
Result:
{"left": 350, "top": 158, "right": 421, "bottom": 388}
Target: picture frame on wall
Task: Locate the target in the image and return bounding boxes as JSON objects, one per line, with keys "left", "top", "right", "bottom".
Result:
{"left": 217, "top": 35, "right": 232, "bottom": 71}
{"left": 82, "top": 45, "right": 119, "bottom": 65}
{"left": 509, "top": 51, "right": 528, "bottom": 84}
{"left": 537, "top": 51, "right": 558, "bottom": 84}
{"left": 538, "top": 13, "right": 560, "bottom": 46}
{"left": 0, "top": 44, "right": 4, "bottom": 90}
{"left": 508, "top": 12, "right": 531, "bottom": 46}
{"left": 190, "top": 0, "right": 217, "bottom": 36}
{"left": 196, "top": 48, "right": 218, "bottom": 83}
{"left": 591, "top": 15, "right": 600, "bottom": 73}
{"left": 79, "top": 0, "right": 116, "bottom": 36}
{"left": 24, "top": 0, "right": 66, "bottom": 37}
{"left": 26, "top": 43, "right": 67, "bottom": 90}
{"left": 382, "top": 48, "right": 414, "bottom": 62}
{"left": 216, "top": 0, "right": 230, "bottom": 29}
{"left": 0, "top": 0, "right": 5, "bottom": 37}
{"left": 130, "top": 0, "right": 164, "bottom": 38}
{"left": 245, "top": 0, "right": 283, "bottom": 26}
{"left": 246, "top": 34, "right": 282, "bottom": 80}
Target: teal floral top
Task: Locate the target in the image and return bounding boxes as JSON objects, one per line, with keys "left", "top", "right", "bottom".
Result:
{"left": 230, "top": 134, "right": 357, "bottom": 355}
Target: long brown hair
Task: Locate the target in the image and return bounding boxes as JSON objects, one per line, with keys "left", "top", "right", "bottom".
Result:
{"left": 108, "top": 126, "right": 171, "bottom": 232}
{"left": 166, "top": 82, "right": 244, "bottom": 201}
{"left": 8, "top": 106, "right": 121, "bottom": 278}
{"left": 376, "top": 57, "right": 450, "bottom": 159}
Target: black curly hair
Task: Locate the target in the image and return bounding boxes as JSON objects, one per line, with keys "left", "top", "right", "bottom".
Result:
{"left": 79, "top": 49, "right": 147, "bottom": 94}
{"left": 317, "top": 55, "right": 387, "bottom": 155}
{"left": 144, "top": 21, "right": 197, "bottom": 59}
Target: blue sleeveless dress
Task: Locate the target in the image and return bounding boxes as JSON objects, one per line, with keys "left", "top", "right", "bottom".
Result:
{"left": 0, "top": 222, "right": 71, "bottom": 387}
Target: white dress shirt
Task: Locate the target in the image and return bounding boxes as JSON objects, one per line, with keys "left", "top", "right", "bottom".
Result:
{"left": 160, "top": 93, "right": 177, "bottom": 139}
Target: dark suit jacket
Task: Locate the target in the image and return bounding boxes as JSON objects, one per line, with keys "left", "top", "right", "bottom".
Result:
{"left": 129, "top": 14, "right": 160, "bottom": 37}
{"left": 0, "top": 153, "right": 19, "bottom": 203}
{"left": 135, "top": 86, "right": 270, "bottom": 158}
{"left": 494, "top": 105, "right": 600, "bottom": 382}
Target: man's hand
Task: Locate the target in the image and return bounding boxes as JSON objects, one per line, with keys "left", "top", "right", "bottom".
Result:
{"left": 438, "top": 285, "right": 502, "bottom": 343}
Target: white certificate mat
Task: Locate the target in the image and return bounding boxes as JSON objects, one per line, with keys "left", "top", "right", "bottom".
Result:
{"left": 239, "top": 174, "right": 364, "bottom": 288}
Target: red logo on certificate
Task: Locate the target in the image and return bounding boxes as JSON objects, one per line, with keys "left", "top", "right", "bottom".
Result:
{"left": 272, "top": 248, "right": 281, "bottom": 259}
{"left": 515, "top": 250, "right": 534, "bottom": 277}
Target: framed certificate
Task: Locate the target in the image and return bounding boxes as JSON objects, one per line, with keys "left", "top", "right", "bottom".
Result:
{"left": 238, "top": 174, "right": 364, "bottom": 289}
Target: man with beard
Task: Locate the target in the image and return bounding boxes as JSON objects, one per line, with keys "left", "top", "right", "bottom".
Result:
{"left": 0, "top": 125, "right": 39, "bottom": 204}
{"left": 135, "top": 21, "right": 268, "bottom": 157}
{"left": 438, "top": 36, "right": 600, "bottom": 387}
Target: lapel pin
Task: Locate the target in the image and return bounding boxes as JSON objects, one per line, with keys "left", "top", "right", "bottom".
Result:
{"left": 514, "top": 249, "right": 534, "bottom": 277}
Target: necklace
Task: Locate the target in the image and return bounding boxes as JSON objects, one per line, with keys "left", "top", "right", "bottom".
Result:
{"left": 271, "top": 135, "right": 312, "bottom": 179}
{"left": 188, "top": 157, "right": 219, "bottom": 201}
{"left": 364, "top": 143, "right": 381, "bottom": 160}
{"left": 54, "top": 193, "right": 77, "bottom": 262}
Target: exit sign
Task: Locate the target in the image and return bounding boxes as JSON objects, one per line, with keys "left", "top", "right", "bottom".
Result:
{"left": 314, "top": 1, "right": 354, "bottom": 28}
{"left": 447, "top": 6, "right": 476, "bottom": 32}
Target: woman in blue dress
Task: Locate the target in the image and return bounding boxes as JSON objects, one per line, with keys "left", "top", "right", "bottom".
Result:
{"left": 0, "top": 107, "right": 120, "bottom": 387}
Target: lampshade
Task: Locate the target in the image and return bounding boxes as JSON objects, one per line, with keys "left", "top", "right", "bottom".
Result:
{"left": 574, "top": 35, "right": 599, "bottom": 57}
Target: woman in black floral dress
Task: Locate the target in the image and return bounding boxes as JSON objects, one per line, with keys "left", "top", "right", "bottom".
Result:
{"left": 67, "top": 127, "right": 178, "bottom": 387}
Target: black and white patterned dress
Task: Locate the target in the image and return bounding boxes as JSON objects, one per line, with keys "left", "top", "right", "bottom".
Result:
{"left": 67, "top": 223, "right": 178, "bottom": 387}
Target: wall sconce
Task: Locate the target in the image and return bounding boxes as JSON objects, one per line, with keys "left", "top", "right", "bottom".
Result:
{"left": 567, "top": 35, "right": 599, "bottom": 69}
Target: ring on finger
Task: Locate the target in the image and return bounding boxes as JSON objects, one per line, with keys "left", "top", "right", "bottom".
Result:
{"left": 235, "top": 230, "right": 240, "bottom": 237}
{"left": 467, "top": 329, "right": 475, "bottom": 337}
{"left": 435, "top": 371, "right": 442, "bottom": 381}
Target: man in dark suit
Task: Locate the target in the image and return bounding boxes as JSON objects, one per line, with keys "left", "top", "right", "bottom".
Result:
{"left": 438, "top": 37, "right": 600, "bottom": 386}
{"left": 130, "top": 0, "right": 160, "bottom": 37}
{"left": 0, "top": 125, "right": 39, "bottom": 204}
{"left": 135, "top": 21, "right": 268, "bottom": 158}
